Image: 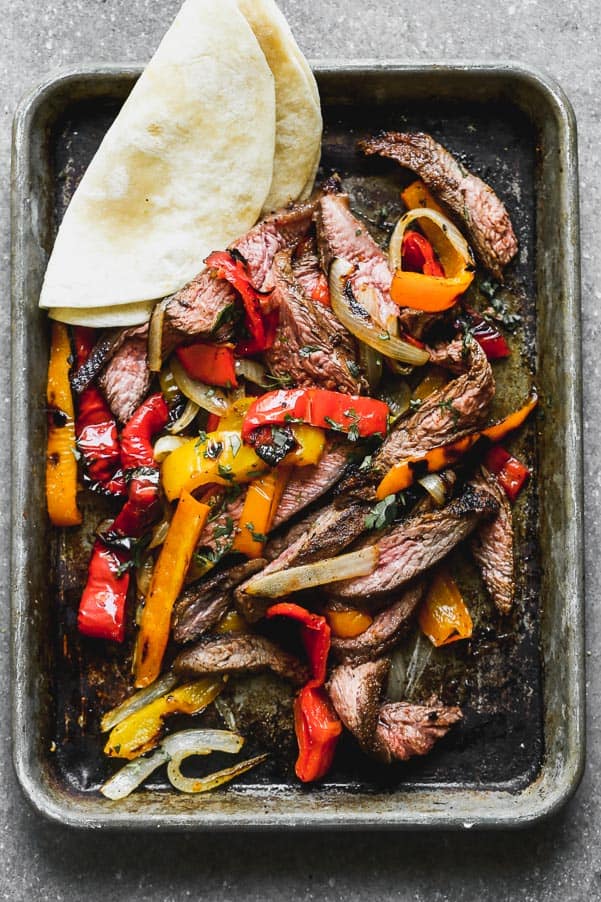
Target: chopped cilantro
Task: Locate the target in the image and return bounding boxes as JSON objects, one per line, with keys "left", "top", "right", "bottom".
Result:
{"left": 409, "top": 398, "right": 422, "bottom": 412}
{"left": 299, "top": 345, "right": 323, "bottom": 358}
{"left": 217, "top": 462, "right": 233, "bottom": 479}
{"left": 245, "top": 522, "right": 268, "bottom": 543}
{"left": 358, "top": 454, "right": 373, "bottom": 472}
{"left": 347, "top": 359, "right": 361, "bottom": 378}
{"left": 439, "top": 398, "right": 460, "bottom": 425}
{"left": 266, "top": 372, "right": 294, "bottom": 388}
{"left": 365, "top": 494, "right": 398, "bottom": 530}
{"left": 324, "top": 415, "right": 345, "bottom": 432}
{"left": 213, "top": 516, "right": 234, "bottom": 540}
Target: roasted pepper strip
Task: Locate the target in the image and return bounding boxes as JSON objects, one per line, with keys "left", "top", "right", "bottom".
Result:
{"left": 242, "top": 389, "right": 389, "bottom": 443}
{"left": 456, "top": 309, "right": 511, "bottom": 361}
{"left": 402, "top": 231, "right": 445, "bottom": 277}
{"left": 134, "top": 490, "right": 211, "bottom": 687}
{"left": 104, "top": 677, "right": 223, "bottom": 759}
{"left": 175, "top": 342, "right": 238, "bottom": 388}
{"left": 419, "top": 569, "right": 473, "bottom": 647}
{"left": 266, "top": 602, "right": 342, "bottom": 782}
{"left": 266, "top": 603, "right": 331, "bottom": 690}
{"left": 401, "top": 180, "right": 464, "bottom": 276}
{"left": 233, "top": 466, "right": 291, "bottom": 558}
{"left": 293, "top": 684, "right": 342, "bottom": 783}
{"left": 326, "top": 609, "right": 373, "bottom": 638}
{"left": 78, "top": 541, "right": 129, "bottom": 642}
{"left": 376, "top": 393, "right": 538, "bottom": 499}
{"left": 484, "top": 445, "right": 530, "bottom": 502}
{"left": 46, "top": 322, "right": 82, "bottom": 526}
{"left": 73, "top": 327, "right": 125, "bottom": 493}
{"left": 390, "top": 269, "right": 474, "bottom": 313}
{"left": 205, "top": 251, "right": 277, "bottom": 355}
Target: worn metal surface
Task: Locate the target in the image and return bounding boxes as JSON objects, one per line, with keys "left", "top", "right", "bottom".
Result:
{"left": 11, "top": 63, "right": 582, "bottom": 829}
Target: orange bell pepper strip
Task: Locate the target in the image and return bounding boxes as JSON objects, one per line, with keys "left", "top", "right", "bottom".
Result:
{"left": 232, "top": 466, "right": 291, "bottom": 558}
{"left": 104, "top": 677, "right": 223, "bottom": 759}
{"left": 390, "top": 268, "right": 474, "bottom": 313}
{"left": 419, "top": 569, "right": 473, "bottom": 647}
{"left": 401, "top": 180, "right": 465, "bottom": 277}
{"left": 326, "top": 609, "right": 373, "bottom": 638}
{"left": 293, "top": 683, "right": 342, "bottom": 782}
{"left": 133, "top": 490, "right": 210, "bottom": 687}
{"left": 174, "top": 342, "right": 238, "bottom": 389}
{"left": 46, "top": 322, "right": 82, "bottom": 526}
{"left": 376, "top": 393, "right": 538, "bottom": 499}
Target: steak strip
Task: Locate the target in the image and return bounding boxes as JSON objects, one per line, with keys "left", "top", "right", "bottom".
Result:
{"left": 329, "top": 581, "right": 426, "bottom": 663}
{"left": 327, "top": 659, "right": 390, "bottom": 752}
{"left": 329, "top": 485, "right": 499, "bottom": 602}
{"left": 470, "top": 468, "right": 515, "bottom": 614}
{"left": 374, "top": 700, "right": 463, "bottom": 763}
{"left": 172, "top": 559, "right": 265, "bottom": 644}
{"left": 99, "top": 334, "right": 151, "bottom": 424}
{"left": 174, "top": 634, "right": 309, "bottom": 686}
{"left": 359, "top": 131, "right": 518, "bottom": 280}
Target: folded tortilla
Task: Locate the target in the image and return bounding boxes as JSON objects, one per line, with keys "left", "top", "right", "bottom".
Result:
{"left": 42, "top": 0, "right": 276, "bottom": 315}
{"left": 237, "top": 0, "right": 322, "bottom": 213}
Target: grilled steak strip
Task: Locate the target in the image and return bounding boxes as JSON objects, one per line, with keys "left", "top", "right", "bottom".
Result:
{"left": 337, "top": 339, "right": 494, "bottom": 501}
{"left": 231, "top": 199, "right": 316, "bottom": 291}
{"left": 327, "top": 659, "right": 390, "bottom": 752}
{"left": 470, "top": 469, "right": 515, "bottom": 614}
{"left": 359, "top": 131, "right": 518, "bottom": 280}
{"left": 374, "top": 699, "right": 463, "bottom": 764}
{"left": 315, "top": 192, "right": 430, "bottom": 337}
{"left": 174, "top": 634, "right": 309, "bottom": 686}
{"left": 329, "top": 582, "right": 426, "bottom": 664}
{"left": 292, "top": 236, "right": 327, "bottom": 300}
{"left": 99, "top": 334, "right": 151, "bottom": 425}
{"left": 265, "top": 250, "right": 363, "bottom": 393}
{"left": 329, "top": 485, "right": 499, "bottom": 602}
{"left": 271, "top": 440, "right": 352, "bottom": 529}
{"left": 157, "top": 270, "right": 238, "bottom": 359}
{"left": 172, "top": 560, "right": 265, "bottom": 645}
{"left": 71, "top": 324, "right": 148, "bottom": 394}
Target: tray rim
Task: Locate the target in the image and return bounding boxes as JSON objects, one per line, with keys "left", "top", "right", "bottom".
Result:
{"left": 10, "top": 60, "right": 584, "bottom": 831}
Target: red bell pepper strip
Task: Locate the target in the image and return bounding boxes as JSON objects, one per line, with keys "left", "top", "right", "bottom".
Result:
{"left": 206, "top": 413, "right": 221, "bottom": 432}
{"left": 77, "top": 540, "right": 129, "bottom": 643}
{"left": 294, "top": 684, "right": 343, "bottom": 782}
{"left": 205, "top": 251, "right": 277, "bottom": 356}
{"left": 266, "top": 602, "right": 331, "bottom": 684}
{"left": 266, "top": 602, "right": 342, "bottom": 782}
{"left": 242, "top": 389, "right": 389, "bottom": 443}
{"left": 484, "top": 445, "right": 530, "bottom": 502}
{"left": 73, "top": 327, "right": 125, "bottom": 493}
{"left": 175, "top": 342, "right": 238, "bottom": 388}
{"left": 402, "top": 231, "right": 445, "bottom": 277}
{"left": 456, "top": 308, "right": 511, "bottom": 360}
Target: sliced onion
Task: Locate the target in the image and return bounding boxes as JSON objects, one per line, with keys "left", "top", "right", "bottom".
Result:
{"left": 162, "top": 728, "right": 245, "bottom": 758}
{"left": 136, "top": 553, "right": 154, "bottom": 597}
{"left": 418, "top": 473, "right": 448, "bottom": 507}
{"left": 148, "top": 517, "right": 171, "bottom": 551}
{"left": 377, "top": 381, "right": 411, "bottom": 424}
{"left": 100, "top": 673, "right": 179, "bottom": 733}
{"left": 154, "top": 434, "right": 189, "bottom": 460}
{"left": 242, "top": 546, "right": 379, "bottom": 598}
{"left": 171, "top": 356, "right": 232, "bottom": 416}
{"left": 386, "top": 645, "right": 408, "bottom": 702}
{"left": 167, "top": 753, "right": 268, "bottom": 794}
{"left": 329, "top": 259, "right": 430, "bottom": 366}
{"left": 389, "top": 208, "right": 474, "bottom": 274}
{"left": 358, "top": 343, "right": 383, "bottom": 391}
{"left": 148, "top": 299, "right": 168, "bottom": 373}
{"left": 100, "top": 746, "right": 170, "bottom": 800}
{"left": 235, "top": 358, "right": 270, "bottom": 387}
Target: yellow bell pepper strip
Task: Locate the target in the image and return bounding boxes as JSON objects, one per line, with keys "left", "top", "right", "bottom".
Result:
{"left": 104, "top": 677, "right": 223, "bottom": 759}
{"left": 326, "top": 609, "right": 373, "bottom": 638}
{"left": 285, "top": 425, "right": 326, "bottom": 466}
{"left": 233, "top": 466, "right": 291, "bottom": 558}
{"left": 134, "top": 490, "right": 210, "bottom": 688}
{"left": 161, "top": 430, "right": 269, "bottom": 502}
{"left": 419, "top": 569, "right": 473, "bottom": 647}
{"left": 376, "top": 393, "right": 538, "bottom": 499}
{"left": 45, "top": 322, "right": 82, "bottom": 526}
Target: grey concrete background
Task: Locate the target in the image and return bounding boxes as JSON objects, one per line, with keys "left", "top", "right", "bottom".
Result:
{"left": 2, "top": 1, "right": 600, "bottom": 899}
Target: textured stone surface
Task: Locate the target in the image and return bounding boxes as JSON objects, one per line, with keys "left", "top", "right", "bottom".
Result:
{"left": 2, "top": 1, "right": 600, "bottom": 899}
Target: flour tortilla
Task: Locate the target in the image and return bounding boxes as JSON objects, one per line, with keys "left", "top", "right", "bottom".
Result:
{"left": 41, "top": 0, "right": 275, "bottom": 316}
{"left": 237, "top": 0, "right": 322, "bottom": 213}
{"left": 50, "top": 302, "right": 155, "bottom": 328}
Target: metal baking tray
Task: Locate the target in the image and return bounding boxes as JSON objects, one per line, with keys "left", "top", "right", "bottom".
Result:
{"left": 11, "top": 62, "right": 583, "bottom": 829}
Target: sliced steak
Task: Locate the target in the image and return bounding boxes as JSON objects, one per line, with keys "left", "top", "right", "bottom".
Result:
{"left": 329, "top": 485, "right": 498, "bottom": 602}
{"left": 374, "top": 699, "right": 462, "bottom": 763}
{"left": 71, "top": 324, "right": 148, "bottom": 395}
{"left": 271, "top": 440, "right": 352, "bottom": 529}
{"left": 172, "top": 559, "right": 265, "bottom": 644}
{"left": 196, "top": 491, "right": 247, "bottom": 556}
{"left": 327, "top": 659, "right": 390, "bottom": 752}
{"left": 330, "top": 582, "right": 426, "bottom": 664}
{"left": 338, "top": 339, "right": 494, "bottom": 500}
{"left": 292, "top": 236, "right": 329, "bottom": 301}
{"left": 470, "top": 469, "right": 515, "bottom": 614}
{"left": 231, "top": 199, "right": 316, "bottom": 291}
{"left": 158, "top": 270, "right": 238, "bottom": 359}
{"left": 99, "top": 335, "right": 151, "bottom": 424}
{"left": 265, "top": 250, "right": 363, "bottom": 393}
{"left": 360, "top": 132, "right": 518, "bottom": 280}
{"left": 315, "top": 193, "right": 429, "bottom": 337}
{"left": 174, "top": 634, "right": 309, "bottom": 686}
